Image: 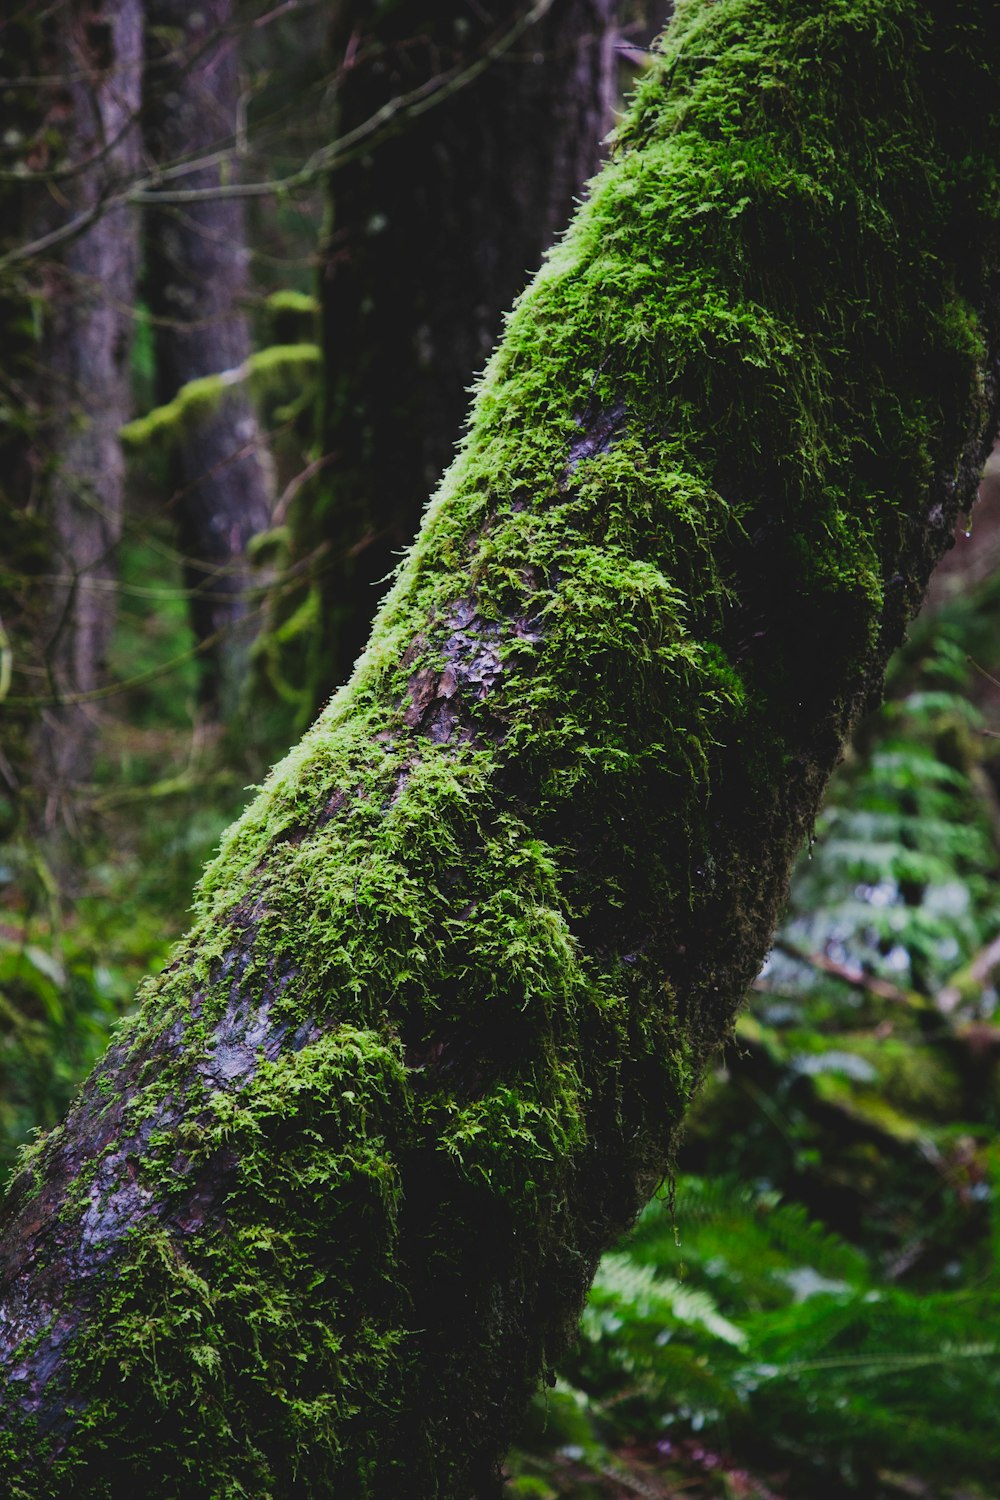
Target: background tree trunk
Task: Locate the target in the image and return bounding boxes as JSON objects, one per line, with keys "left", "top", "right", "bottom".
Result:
{"left": 27, "top": 0, "right": 143, "bottom": 834}
{"left": 288, "top": 0, "right": 618, "bottom": 713}
{"left": 143, "top": 0, "right": 274, "bottom": 718}
{"left": 1, "top": 2, "right": 998, "bottom": 1495}
{"left": 0, "top": 13, "right": 51, "bottom": 823}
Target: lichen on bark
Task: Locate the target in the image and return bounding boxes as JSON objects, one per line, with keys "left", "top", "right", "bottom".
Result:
{"left": 1, "top": 1, "right": 1000, "bottom": 1495}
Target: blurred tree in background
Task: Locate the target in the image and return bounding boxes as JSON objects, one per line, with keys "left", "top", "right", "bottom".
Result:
{"left": 283, "top": 0, "right": 619, "bottom": 713}
{"left": 1, "top": 2, "right": 999, "bottom": 1495}
{"left": 1, "top": 4, "right": 142, "bottom": 841}
{"left": 142, "top": 0, "right": 276, "bottom": 717}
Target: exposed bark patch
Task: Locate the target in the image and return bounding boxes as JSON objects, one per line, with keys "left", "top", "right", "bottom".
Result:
{"left": 403, "top": 599, "right": 523, "bottom": 745}
{"left": 203, "top": 989, "right": 290, "bottom": 1087}
{"left": 318, "top": 786, "right": 349, "bottom": 824}
{"left": 166, "top": 1145, "right": 239, "bottom": 1236}
{"left": 403, "top": 665, "right": 441, "bottom": 727}
{"left": 567, "top": 399, "right": 628, "bottom": 470}
{"left": 78, "top": 1158, "right": 152, "bottom": 1260}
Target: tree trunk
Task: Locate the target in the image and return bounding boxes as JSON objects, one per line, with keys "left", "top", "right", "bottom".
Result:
{"left": 1, "top": 2, "right": 998, "bottom": 1494}
{"left": 27, "top": 0, "right": 143, "bottom": 832}
{"left": 0, "top": 14, "right": 51, "bottom": 817}
{"left": 143, "top": 0, "right": 274, "bottom": 718}
{"left": 292, "top": 0, "right": 618, "bottom": 710}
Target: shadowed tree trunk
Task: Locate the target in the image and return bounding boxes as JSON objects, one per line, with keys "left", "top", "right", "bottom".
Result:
{"left": 25, "top": 0, "right": 143, "bottom": 833}
{"left": 288, "top": 0, "right": 619, "bottom": 714}
{"left": 143, "top": 0, "right": 274, "bottom": 717}
{"left": 0, "top": 13, "right": 52, "bottom": 818}
{"left": 1, "top": 1, "right": 998, "bottom": 1495}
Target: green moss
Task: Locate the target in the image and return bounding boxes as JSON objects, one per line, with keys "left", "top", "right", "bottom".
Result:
{"left": 264, "top": 290, "right": 320, "bottom": 318}
{"left": 119, "top": 344, "right": 320, "bottom": 451}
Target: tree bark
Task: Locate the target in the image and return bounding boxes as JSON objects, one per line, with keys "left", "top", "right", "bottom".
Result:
{"left": 26, "top": 0, "right": 143, "bottom": 831}
{"left": 1, "top": 1, "right": 999, "bottom": 1494}
{"left": 0, "top": 13, "right": 51, "bottom": 815}
{"left": 290, "top": 0, "right": 619, "bottom": 710}
{"left": 143, "top": 0, "right": 274, "bottom": 717}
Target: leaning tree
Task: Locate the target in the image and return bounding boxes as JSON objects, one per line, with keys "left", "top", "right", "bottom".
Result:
{"left": 1, "top": 0, "right": 999, "bottom": 1494}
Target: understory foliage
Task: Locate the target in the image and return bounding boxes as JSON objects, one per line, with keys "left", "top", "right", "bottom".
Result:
{"left": 508, "top": 587, "right": 1000, "bottom": 1497}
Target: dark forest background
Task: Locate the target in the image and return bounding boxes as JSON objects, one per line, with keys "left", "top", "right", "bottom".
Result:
{"left": 2, "top": 3, "right": 999, "bottom": 1495}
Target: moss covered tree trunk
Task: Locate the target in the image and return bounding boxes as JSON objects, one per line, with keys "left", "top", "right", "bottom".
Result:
{"left": 292, "top": 0, "right": 618, "bottom": 709}
{"left": 23, "top": 0, "right": 143, "bottom": 832}
{"left": 143, "top": 0, "right": 274, "bottom": 717}
{"left": 2, "top": 1, "right": 999, "bottom": 1494}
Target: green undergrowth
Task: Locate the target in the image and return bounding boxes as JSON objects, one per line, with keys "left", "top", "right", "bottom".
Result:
{"left": 509, "top": 1171, "right": 1000, "bottom": 1500}
{"left": 509, "top": 595, "right": 1000, "bottom": 1498}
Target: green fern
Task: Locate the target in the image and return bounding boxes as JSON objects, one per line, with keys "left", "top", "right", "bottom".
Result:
{"left": 536, "top": 607, "right": 1000, "bottom": 1496}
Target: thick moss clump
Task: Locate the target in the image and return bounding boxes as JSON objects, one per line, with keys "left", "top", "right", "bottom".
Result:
{"left": 1, "top": 1, "right": 999, "bottom": 1495}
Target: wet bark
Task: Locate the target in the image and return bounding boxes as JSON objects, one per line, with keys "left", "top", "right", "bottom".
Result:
{"left": 1, "top": 2, "right": 999, "bottom": 1495}
{"left": 295, "top": 0, "right": 618, "bottom": 708}
{"left": 26, "top": 0, "right": 143, "bottom": 832}
{"left": 143, "top": 0, "right": 274, "bottom": 717}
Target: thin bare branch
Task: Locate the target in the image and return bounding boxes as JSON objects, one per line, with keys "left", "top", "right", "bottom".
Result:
{"left": 0, "top": 0, "right": 558, "bottom": 268}
{"left": 767, "top": 937, "right": 931, "bottom": 1012}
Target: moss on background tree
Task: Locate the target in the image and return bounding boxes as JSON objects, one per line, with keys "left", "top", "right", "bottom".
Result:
{"left": 1, "top": 1, "right": 999, "bottom": 1495}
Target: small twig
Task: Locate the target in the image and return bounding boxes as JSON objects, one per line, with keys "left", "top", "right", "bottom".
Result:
{"left": 968, "top": 654, "right": 1000, "bottom": 694}
{"left": 272, "top": 451, "right": 339, "bottom": 526}
{"left": 770, "top": 938, "right": 928, "bottom": 1011}
{"left": 0, "top": 0, "right": 558, "bottom": 268}
{"left": 938, "top": 930, "right": 1000, "bottom": 1015}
